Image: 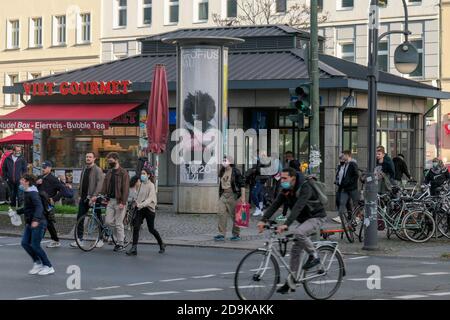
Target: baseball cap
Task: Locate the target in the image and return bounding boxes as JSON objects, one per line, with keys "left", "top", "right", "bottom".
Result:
{"left": 41, "top": 160, "right": 53, "bottom": 168}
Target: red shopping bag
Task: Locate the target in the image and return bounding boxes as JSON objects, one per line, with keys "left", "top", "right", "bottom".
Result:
{"left": 235, "top": 201, "right": 251, "bottom": 228}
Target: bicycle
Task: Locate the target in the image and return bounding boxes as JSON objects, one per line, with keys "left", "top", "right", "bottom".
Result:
{"left": 74, "top": 195, "right": 134, "bottom": 252}
{"left": 234, "top": 221, "right": 345, "bottom": 300}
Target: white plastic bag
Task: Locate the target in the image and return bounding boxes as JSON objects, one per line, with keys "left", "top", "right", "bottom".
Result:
{"left": 8, "top": 208, "right": 22, "bottom": 227}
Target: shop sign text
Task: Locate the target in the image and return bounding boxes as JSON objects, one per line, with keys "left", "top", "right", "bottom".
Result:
{"left": 0, "top": 121, "right": 109, "bottom": 130}
{"left": 23, "top": 80, "right": 131, "bottom": 96}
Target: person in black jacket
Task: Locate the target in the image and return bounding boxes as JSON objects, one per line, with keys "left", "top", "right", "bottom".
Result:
{"left": 337, "top": 150, "right": 360, "bottom": 221}
{"left": 215, "top": 156, "right": 245, "bottom": 242}
{"left": 2, "top": 145, "right": 28, "bottom": 207}
{"left": 376, "top": 146, "right": 395, "bottom": 180}
{"left": 18, "top": 174, "right": 55, "bottom": 276}
{"left": 136, "top": 149, "right": 149, "bottom": 177}
{"left": 424, "top": 158, "right": 450, "bottom": 195}
{"left": 393, "top": 154, "right": 412, "bottom": 185}
{"left": 36, "top": 160, "right": 69, "bottom": 248}
{"left": 257, "top": 168, "right": 327, "bottom": 294}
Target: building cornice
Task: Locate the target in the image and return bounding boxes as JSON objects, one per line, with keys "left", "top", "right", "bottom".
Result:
{"left": 0, "top": 55, "right": 100, "bottom": 65}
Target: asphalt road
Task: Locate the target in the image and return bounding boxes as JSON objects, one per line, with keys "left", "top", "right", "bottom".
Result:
{"left": 1, "top": 236, "right": 450, "bottom": 300}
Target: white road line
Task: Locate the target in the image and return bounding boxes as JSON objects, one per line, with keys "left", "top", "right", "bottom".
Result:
{"left": 384, "top": 275, "right": 417, "bottom": 279}
{"left": 160, "top": 278, "right": 186, "bottom": 282}
{"left": 230, "top": 285, "right": 266, "bottom": 289}
{"left": 92, "top": 295, "right": 132, "bottom": 300}
{"left": 186, "top": 288, "right": 224, "bottom": 293}
{"left": 17, "top": 295, "right": 49, "bottom": 300}
{"left": 220, "top": 272, "right": 235, "bottom": 275}
{"left": 192, "top": 274, "right": 216, "bottom": 279}
{"left": 421, "top": 262, "right": 438, "bottom": 265}
{"left": 5, "top": 243, "right": 21, "bottom": 246}
{"left": 420, "top": 272, "right": 450, "bottom": 276}
{"left": 347, "top": 278, "right": 381, "bottom": 281}
{"left": 394, "top": 295, "right": 428, "bottom": 300}
{"left": 126, "top": 282, "right": 153, "bottom": 287}
{"left": 93, "top": 286, "right": 121, "bottom": 291}
{"left": 347, "top": 256, "right": 369, "bottom": 260}
{"left": 428, "top": 292, "right": 450, "bottom": 296}
{"left": 142, "top": 291, "right": 179, "bottom": 296}
{"left": 54, "top": 290, "right": 86, "bottom": 296}
{"left": 310, "top": 280, "right": 339, "bottom": 284}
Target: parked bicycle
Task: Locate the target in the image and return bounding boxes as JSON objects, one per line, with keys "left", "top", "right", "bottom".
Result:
{"left": 234, "top": 221, "right": 345, "bottom": 300}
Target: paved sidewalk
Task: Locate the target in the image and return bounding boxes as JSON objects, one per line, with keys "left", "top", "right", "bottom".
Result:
{"left": 1, "top": 205, "right": 450, "bottom": 259}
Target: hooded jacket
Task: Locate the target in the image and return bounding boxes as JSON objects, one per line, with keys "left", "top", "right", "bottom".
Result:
{"left": 17, "top": 186, "right": 45, "bottom": 224}
{"left": 425, "top": 166, "right": 450, "bottom": 194}
{"left": 2, "top": 154, "right": 27, "bottom": 184}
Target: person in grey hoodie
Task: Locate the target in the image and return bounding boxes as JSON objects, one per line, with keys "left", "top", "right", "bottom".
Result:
{"left": 126, "top": 167, "right": 165, "bottom": 256}
{"left": 18, "top": 174, "right": 55, "bottom": 276}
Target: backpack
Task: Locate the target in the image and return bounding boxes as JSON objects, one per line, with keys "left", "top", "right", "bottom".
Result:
{"left": 298, "top": 176, "right": 329, "bottom": 207}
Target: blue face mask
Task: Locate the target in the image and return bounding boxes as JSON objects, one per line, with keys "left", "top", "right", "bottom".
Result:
{"left": 19, "top": 185, "right": 25, "bottom": 191}
{"left": 281, "top": 181, "right": 292, "bottom": 190}
{"left": 141, "top": 175, "right": 148, "bottom": 182}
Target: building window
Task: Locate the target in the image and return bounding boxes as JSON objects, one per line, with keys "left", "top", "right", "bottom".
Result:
{"left": 227, "top": 0, "right": 237, "bottom": 18}
{"left": 407, "top": 0, "right": 421, "bottom": 5}
{"left": 378, "top": 41, "right": 388, "bottom": 72}
{"left": 409, "top": 39, "right": 423, "bottom": 77}
{"left": 339, "top": 43, "right": 355, "bottom": 62}
{"left": 318, "top": 0, "right": 324, "bottom": 12}
{"left": 338, "top": 0, "right": 354, "bottom": 10}
{"left": 343, "top": 112, "right": 358, "bottom": 156}
{"left": 167, "top": 0, "right": 179, "bottom": 24}
{"left": 79, "top": 13, "right": 91, "bottom": 43}
{"left": 53, "top": 15, "right": 66, "bottom": 45}
{"left": 5, "top": 74, "right": 19, "bottom": 106}
{"left": 143, "top": 0, "right": 152, "bottom": 25}
{"left": 275, "top": 0, "right": 287, "bottom": 13}
{"left": 117, "top": 0, "right": 127, "bottom": 27}
{"left": 195, "top": 0, "right": 209, "bottom": 22}
{"left": 30, "top": 18, "right": 42, "bottom": 48}
{"left": 7, "top": 20, "right": 20, "bottom": 49}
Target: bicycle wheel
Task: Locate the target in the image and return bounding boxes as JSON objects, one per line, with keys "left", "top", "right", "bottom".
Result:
{"left": 234, "top": 249, "right": 280, "bottom": 300}
{"left": 436, "top": 213, "right": 450, "bottom": 239}
{"left": 303, "top": 245, "right": 344, "bottom": 300}
{"left": 401, "top": 210, "right": 435, "bottom": 243}
{"left": 74, "top": 214, "right": 101, "bottom": 252}
{"left": 123, "top": 209, "right": 134, "bottom": 248}
{"left": 339, "top": 212, "right": 355, "bottom": 243}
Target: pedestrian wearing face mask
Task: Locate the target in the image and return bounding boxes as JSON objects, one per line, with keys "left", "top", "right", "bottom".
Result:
{"left": 214, "top": 156, "right": 245, "bottom": 242}
{"left": 424, "top": 158, "right": 450, "bottom": 196}
{"left": 101, "top": 152, "right": 130, "bottom": 252}
{"left": 126, "top": 167, "right": 165, "bottom": 256}
{"left": 2, "top": 145, "right": 27, "bottom": 207}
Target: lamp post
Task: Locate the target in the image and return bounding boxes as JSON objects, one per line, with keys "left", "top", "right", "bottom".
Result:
{"left": 363, "top": 0, "right": 419, "bottom": 250}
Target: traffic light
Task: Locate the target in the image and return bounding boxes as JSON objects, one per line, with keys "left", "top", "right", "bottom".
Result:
{"left": 290, "top": 84, "right": 311, "bottom": 117}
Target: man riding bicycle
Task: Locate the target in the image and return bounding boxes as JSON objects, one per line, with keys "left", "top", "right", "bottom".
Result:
{"left": 257, "top": 168, "right": 327, "bottom": 294}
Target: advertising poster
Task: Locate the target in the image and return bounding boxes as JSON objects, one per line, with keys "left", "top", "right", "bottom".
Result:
{"left": 179, "top": 47, "right": 220, "bottom": 184}
{"left": 32, "top": 130, "right": 41, "bottom": 176}
{"left": 72, "top": 170, "right": 82, "bottom": 184}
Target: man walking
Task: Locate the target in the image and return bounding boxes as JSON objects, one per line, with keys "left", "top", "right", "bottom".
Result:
{"left": 2, "top": 145, "right": 27, "bottom": 207}
{"left": 376, "top": 146, "right": 395, "bottom": 193}
{"left": 393, "top": 154, "right": 412, "bottom": 186}
{"left": 102, "top": 152, "right": 130, "bottom": 252}
{"left": 336, "top": 150, "right": 359, "bottom": 223}
{"left": 70, "top": 152, "right": 104, "bottom": 248}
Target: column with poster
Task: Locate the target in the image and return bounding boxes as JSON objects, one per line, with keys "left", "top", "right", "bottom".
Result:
{"left": 32, "top": 130, "right": 41, "bottom": 176}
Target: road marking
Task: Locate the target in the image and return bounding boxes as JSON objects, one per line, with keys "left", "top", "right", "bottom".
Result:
{"left": 127, "top": 282, "right": 153, "bottom": 287}
{"left": 348, "top": 278, "right": 381, "bottom": 281}
{"left": 5, "top": 243, "right": 21, "bottom": 246}
{"left": 421, "top": 262, "right": 438, "bottom": 265}
{"left": 347, "top": 256, "right": 369, "bottom": 260}
{"left": 93, "top": 286, "right": 121, "bottom": 290}
{"left": 17, "top": 295, "right": 49, "bottom": 300}
{"left": 420, "top": 272, "right": 450, "bottom": 276}
{"left": 160, "top": 278, "right": 186, "bottom": 282}
{"left": 428, "top": 292, "right": 450, "bottom": 296}
{"left": 394, "top": 295, "right": 428, "bottom": 300}
{"left": 192, "top": 274, "right": 216, "bottom": 279}
{"left": 186, "top": 288, "right": 224, "bottom": 293}
{"left": 142, "top": 291, "right": 179, "bottom": 296}
{"left": 92, "top": 295, "right": 132, "bottom": 300}
{"left": 220, "top": 272, "right": 235, "bottom": 275}
{"left": 384, "top": 275, "right": 417, "bottom": 279}
{"left": 54, "top": 290, "right": 86, "bottom": 296}
{"left": 231, "top": 285, "right": 266, "bottom": 289}
{"left": 310, "top": 280, "right": 339, "bottom": 284}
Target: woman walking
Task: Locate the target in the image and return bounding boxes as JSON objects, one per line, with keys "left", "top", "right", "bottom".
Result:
{"left": 18, "top": 174, "right": 55, "bottom": 275}
{"left": 126, "top": 167, "right": 165, "bottom": 256}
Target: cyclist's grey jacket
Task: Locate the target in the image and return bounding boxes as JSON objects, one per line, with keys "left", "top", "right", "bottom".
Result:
{"left": 261, "top": 172, "right": 326, "bottom": 226}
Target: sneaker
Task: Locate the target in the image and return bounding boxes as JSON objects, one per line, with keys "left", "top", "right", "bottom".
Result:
{"left": 126, "top": 245, "right": 137, "bottom": 256}
{"left": 70, "top": 241, "right": 82, "bottom": 248}
{"left": 252, "top": 208, "right": 262, "bottom": 217}
{"left": 276, "top": 282, "right": 295, "bottom": 294}
{"left": 229, "top": 235, "right": 241, "bottom": 241}
{"left": 214, "top": 235, "right": 225, "bottom": 241}
{"left": 37, "top": 266, "right": 55, "bottom": 276}
{"left": 46, "top": 241, "right": 61, "bottom": 248}
{"left": 332, "top": 216, "right": 342, "bottom": 224}
{"left": 159, "top": 243, "right": 166, "bottom": 254}
{"left": 96, "top": 240, "right": 104, "bottom": 248}
{"left": 303, "top": 256, "right": 321, "bottom": 270}
{"left": 28, "top": 263, "right": 43, "bottom": 275}
{"left": 113, "top": 245, "right": 124, "bottom": 252}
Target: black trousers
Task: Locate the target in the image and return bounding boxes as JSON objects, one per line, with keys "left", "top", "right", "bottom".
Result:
{"left": 46, "top": 220, "right": 60, "bottom": 242}
{"left": 132, "top": 207, "right": 163, "bottom": 247}
{"left": 76, "top": 198, "right": 102, "bottom": 240}
{"left": 8, "top": 181, "right": 22, "bottom": 207}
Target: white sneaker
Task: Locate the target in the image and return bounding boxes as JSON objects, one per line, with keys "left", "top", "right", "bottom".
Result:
{"left": 38, "top": 266, "right": 55, "bottom": 276}
{"left": 46, "top": 241, "right": 61, "bottom": 248}
{"left": 29, "top": 263, "right": 44, "bottom": 275}
{"left": 332, "top": 216, "right": 342, "bottom": 224}
{"left": 70, "top": 241, "right": 79, "bottom": 248}
{"left": 96, "top": 240, "right": 104, "bottom": 248}
{"left": 253, "top": 208, "right": 262, "bottom": 216}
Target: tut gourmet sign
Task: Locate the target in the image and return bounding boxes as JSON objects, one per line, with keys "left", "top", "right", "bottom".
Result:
{"left": 23, "top": 80, "right": 131, "bottom": 96}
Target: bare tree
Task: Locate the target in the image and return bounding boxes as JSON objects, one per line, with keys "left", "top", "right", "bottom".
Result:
{"left": 212, "top": 0, "right": 328, "bottom": 29}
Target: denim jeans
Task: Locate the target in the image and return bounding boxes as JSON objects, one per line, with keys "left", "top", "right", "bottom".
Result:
{"left": 21, "top": 221, "right": 52, "bottom": 267}
{"left": 251, "top": 180, "right": 264, "bottom": 209}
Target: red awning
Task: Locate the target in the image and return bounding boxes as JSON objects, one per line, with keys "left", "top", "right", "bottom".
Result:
{"left": 0, "top": 103, "right": 141, "bottom": 130}
{"left": 0, "top": 131, "right": 33, "bottom": 144}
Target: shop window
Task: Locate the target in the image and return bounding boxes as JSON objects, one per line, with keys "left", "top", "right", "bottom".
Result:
{"left": 343, "top": 113, "right": 358, "bottom": 156}
{"left": 7, "top": 20, "right": 20, "bottom": 49}
{"left": 29, "top": 17, "right": 42, "bottom": 48}
{"left": 226, "top": 0, "right": 237, "bottom": 18}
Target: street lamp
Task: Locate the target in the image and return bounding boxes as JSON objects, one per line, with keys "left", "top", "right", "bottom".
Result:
{"left": 363, "top": 0, "right": 419, "bottom": 251}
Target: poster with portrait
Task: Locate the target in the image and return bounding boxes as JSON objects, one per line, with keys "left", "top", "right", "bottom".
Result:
{"left": 179, "top": 47, "right": 220, "bottom": 184}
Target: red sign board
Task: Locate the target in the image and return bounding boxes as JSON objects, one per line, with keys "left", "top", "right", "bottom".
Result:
{"left": 23, "top": 80, "right": 131, "bottom": 96}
